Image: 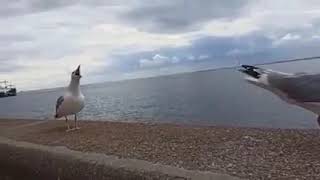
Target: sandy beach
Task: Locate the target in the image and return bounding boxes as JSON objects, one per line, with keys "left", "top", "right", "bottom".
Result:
{"left": 0, "top": 119, "right": 320, "bottom": 180}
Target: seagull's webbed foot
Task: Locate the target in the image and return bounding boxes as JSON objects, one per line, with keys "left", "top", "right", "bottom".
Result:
{"left": 66, "top": 125, "right": 75, "bottom": 132}
{"left": 66, "top": 128, "right": 74, "bottom": 132}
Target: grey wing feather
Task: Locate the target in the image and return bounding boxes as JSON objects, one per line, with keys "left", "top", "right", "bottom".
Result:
{"left": 56, "top": 96, "right": 64, "bottom": 112}
{"left": 268, "top": 73, "right": 320, "bottom": 102}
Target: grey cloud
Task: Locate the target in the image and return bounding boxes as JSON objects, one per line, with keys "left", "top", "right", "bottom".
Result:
{"left": 121, "top": 0, "right": 251, "bottom": 33}
{"left": 0, "top": 60, "right": 24, "bottom": 73}
{"left": 0, "top": 0, "right": 76, "bottom": 18}
{"left": 0, "top": 33, "right": 34, "bottom": 44}
{"left": 0, "top": 0, "right": 124, "bottom": 18}
{"left": 109, "top": 32, "right": 320, "bottom": 75}
{"left": 0, "top": 65, "right": 23, "bottom": 73}
{"left": 0, "top": 37, "right": 82, "bottom": 62}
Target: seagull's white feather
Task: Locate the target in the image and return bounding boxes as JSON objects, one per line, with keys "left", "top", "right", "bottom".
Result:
{"left": 56, "top": 92, "right": 84, "bottom": 118}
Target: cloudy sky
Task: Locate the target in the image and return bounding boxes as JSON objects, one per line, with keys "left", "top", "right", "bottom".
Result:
{"left": 2, "top": 0, "right": 320, "bottom": 90}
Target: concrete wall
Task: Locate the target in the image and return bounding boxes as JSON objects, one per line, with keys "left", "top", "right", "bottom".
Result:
{"left": 0, "top": 137, "right": 241, "bottom": 180}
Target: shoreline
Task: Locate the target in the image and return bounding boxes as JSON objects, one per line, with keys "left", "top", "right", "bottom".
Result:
{"left": 0, "top": 119, "right": 320, "bottom": 179}
{"left": 0, "top": 117, "right": 318, "bottom": 130}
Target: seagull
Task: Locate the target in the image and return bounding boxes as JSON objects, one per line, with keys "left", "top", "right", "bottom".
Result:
{"left": 55, "top": 65, "right": 85, "bottom": 131}
{"left": 239, "top": 64, "right": 320, "bottom": 127}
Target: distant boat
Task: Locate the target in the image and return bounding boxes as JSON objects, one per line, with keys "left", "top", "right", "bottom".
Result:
{"left": 0, "top": 81, "right": 17, "bottom": 98}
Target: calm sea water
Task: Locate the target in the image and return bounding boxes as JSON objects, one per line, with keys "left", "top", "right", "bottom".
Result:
{"left": 0, "top": 69, "right": 317, "bottom": 129}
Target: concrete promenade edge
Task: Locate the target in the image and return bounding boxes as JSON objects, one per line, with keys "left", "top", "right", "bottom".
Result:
{"left": 0, "top": 136, "right": 242, "bottom": 180}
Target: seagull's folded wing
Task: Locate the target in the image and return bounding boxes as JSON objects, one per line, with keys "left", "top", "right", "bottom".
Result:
{"left": 56, "top": 96, "right": 64, "bottom": 112}
{"left": 268, "top": 73, "right": 320, "bottom": 102}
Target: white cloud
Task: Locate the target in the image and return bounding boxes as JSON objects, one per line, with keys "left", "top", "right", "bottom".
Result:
{"left": 227, "top": 49, "right": 242, "bottom": 56}
{"left": 312, "top": 35, "right": 320, "bottom": 39}
{"left": 0, "top": 49, "right": 110, "bottom": 90}
{"left": 171, "top": 56, "right": 180, "bottom": 63}
{"left": 139, "top": 54, "right": 170, "bottom": 68}
{"left": 187, "top": 55, "right": 195, "bottom": 61}
{"left": 272, "top": 33, "right": 302, "bottom": 46}
{"left": 2, "top": 0, "right": 320, "bottom": 90}
{"left": 198, "top": 54, "right": 209, "bottom": 60}
{"left": 201, "top": 17, "right": 260, "bottom": 37}
{"left": 84, "top": 23, "right": 191, "bottom": 52}
{"left": 0, "top": 4, "right": 192, "bottom": 90}
{"left": 139, "top": 54, "right": 184, "bottom": 68}
{"left": 281, "top": 33, "right": 301, "bottom": 40}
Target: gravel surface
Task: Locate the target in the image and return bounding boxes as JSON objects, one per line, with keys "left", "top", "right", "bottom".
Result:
{"left": 0, "top": 119, "right": 320, "bottom": 180}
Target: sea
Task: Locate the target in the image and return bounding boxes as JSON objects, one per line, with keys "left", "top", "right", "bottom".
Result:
{"left": 0, "top": 68, "right": 317, "bottom": 129}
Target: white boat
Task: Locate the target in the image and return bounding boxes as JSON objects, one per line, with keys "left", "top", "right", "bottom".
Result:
{"left": 0, "top": 81, "right": 17, "bottom": 97}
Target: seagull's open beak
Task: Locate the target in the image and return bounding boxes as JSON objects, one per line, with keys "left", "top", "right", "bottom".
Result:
{"left": 238, "top": 65, "right": 249, "bottom": 74}
{"left": 75, "top": 65, "right": 81, "bottom": 77}
{"left": 238, "top": 65, "right": 261, "bottom": 79}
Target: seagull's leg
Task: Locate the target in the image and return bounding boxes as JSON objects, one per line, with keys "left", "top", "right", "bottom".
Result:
{"left": 75, "top": 114, "right": 80, "bottom": 130}
{"left": 317, "top": 116, "right": 320, "bottom": 127}
{"left": 65, "top": 116, "right": 71, "bottom": 132}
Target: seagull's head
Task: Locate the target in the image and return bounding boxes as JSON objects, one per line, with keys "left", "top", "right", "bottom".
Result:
{"left": 71, "top": 65, "right": 82, "bottom": 79}
{"left": 238, "top": 65, "right": 262, "bottom": 79}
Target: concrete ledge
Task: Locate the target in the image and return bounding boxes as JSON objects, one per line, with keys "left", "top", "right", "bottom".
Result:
{"left": 0, "top": 137, "right": 241, "bottom": 180}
